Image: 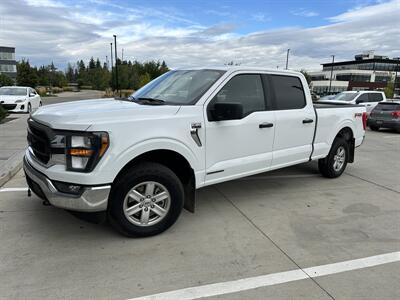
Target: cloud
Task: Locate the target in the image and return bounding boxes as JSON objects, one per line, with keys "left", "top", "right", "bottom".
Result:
{"left": 0, "top": 0, "right": 399, "bottom": 72}
{"left": 291, "top": 9, "right": 319, "bottom": 17}
{"left": 251, "top": 13, "right": 270, "bottom": 22}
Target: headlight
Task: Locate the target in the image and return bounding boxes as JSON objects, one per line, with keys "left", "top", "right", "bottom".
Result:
{"left": 15, "top": 99, "right": 26, "bottom": 103}
{"left": 63, "top": 132, "right": 109, "bottom": 172}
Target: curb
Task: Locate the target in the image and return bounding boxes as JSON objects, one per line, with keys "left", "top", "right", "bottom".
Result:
{"left": 0, "top": 149, "right": 26, "bottom": 187}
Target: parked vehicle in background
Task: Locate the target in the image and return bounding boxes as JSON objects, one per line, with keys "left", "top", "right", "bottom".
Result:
{"left": 0, "top": 86, "right": 42, "bottom": 113}
{"left": 318, "top": 91, "right": 386, "bottom": 113}
{"left": 319, "top": 94, "right": 335, "bottom": 100}
{"left": 367, "top": 101, "right": 400, "bottom": 132}
{"left": 23, "top": 67, "right": 366, "bottom": 237}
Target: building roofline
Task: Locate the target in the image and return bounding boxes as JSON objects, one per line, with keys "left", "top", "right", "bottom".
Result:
{"left": 322, "top": 58, "right": 400, "bottom": 67}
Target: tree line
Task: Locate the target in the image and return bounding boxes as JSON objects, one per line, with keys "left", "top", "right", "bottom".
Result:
{"left": 0, "top": 58, "right": 169, "bottom": 91}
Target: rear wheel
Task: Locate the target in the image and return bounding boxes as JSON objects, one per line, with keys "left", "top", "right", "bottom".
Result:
{"left": 318, "top": 137, "right": 349, "bottom": 178}
{"left": 108, "top": 162, "right": 184, "bottom": 237}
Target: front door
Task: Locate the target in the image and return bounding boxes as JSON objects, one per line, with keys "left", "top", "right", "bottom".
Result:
{"left": 204, "top": 73, "right": 275, "bottom": 185}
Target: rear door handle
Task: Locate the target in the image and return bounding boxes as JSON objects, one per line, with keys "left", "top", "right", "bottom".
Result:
{"left": 259, "top": 122, "right": 274, "bottom": 128}
{"left": 302, "top": 118, "right": 314, "bottom": 124}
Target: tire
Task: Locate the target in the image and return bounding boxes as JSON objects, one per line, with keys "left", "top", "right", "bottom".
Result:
{"left": 318, "top": 137, "right": 349, "bottom": 178}
{"left": 39, "top": 101, "right": 42, "bottom": 107}
{"left": 369, "top": 125, "right": 380, "bottom": 131}
{"left": 108, "top": 162, "right": 184, "bottom": 237}
{"left": 27, "top": 103, "right": 32, "bottom": 114}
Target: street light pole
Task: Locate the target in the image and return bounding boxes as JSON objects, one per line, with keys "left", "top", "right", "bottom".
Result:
{"left": 113, "top": 35, "right": 119, "bottom": 97}
{"left": 328, "top": 55, "right": 335, "bottom": 94}
{"left": 285, "top": 49, "right": 290, "bottom": 70}
{"left": 110, "top": 42, "right": 114, "bottom": 90}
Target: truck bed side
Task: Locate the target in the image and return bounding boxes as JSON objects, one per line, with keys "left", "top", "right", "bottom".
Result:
{"left": 312, "top": 103, "right": 366, "bottom": 160}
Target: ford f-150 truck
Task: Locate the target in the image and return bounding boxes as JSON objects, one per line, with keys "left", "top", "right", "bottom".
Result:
{"left": 24, "top": 67, "right": 367, "bottom": 237}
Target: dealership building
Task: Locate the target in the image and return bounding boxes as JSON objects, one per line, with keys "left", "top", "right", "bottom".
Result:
{"left": 310, "top": 52, "right": 400, "bottom": 95}
{"left": 0, "top": 46, "right": 17, "bottom": 80}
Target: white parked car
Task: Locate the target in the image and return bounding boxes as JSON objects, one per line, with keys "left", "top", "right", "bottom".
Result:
{"left": 319, "top": 91, "right": 386, "bottom": 113}
{"left": 24, "top": 67, "right": 366, "bottom": 237}
{"left": 0, "top": 86, "right": 42, "bottom": 113}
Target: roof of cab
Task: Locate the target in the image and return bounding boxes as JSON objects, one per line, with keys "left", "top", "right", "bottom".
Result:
{"left": 175, "top": 66, "right": 302, "bottom": 76}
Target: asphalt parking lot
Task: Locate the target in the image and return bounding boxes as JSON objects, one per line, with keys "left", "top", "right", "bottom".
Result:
{"left": 0, "top": 118, "right": 399, "bottom": 299}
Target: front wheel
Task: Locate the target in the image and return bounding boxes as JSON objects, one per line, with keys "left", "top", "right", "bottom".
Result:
{"left": 108, "top": 162, "right": 184, "bottom": 237}
{"left": 318, "top": 137, "right": 349, "bottom": 178}
{"left": 27, "top": 103, "right": 32, "bottom": 114}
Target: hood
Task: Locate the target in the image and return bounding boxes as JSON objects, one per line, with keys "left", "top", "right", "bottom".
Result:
{"left": 0, "top": 95, "right": 27, "bottom": 104}
{"left": 31, "top": 98, "right": 181, "bottom": 131}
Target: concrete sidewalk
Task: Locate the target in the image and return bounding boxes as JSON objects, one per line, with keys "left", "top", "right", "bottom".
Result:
{"left": 0, "top": 114, "right": 28, "bottom": 186}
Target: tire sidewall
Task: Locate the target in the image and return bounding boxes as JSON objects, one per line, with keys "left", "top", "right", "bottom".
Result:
{"left": 327, "top": 138, "right": 349, "bottom": 177}
{"left": 108, "top": 163, "right": 184, "bottom": 237}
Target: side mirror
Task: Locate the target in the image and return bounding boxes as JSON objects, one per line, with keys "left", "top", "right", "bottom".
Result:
{"left": 356, "top": 99, "right": 363, "bottom": 104}
{"left": 210, "top": 102, "right": 243, "bottom": 121}
{"left": 29, "top": 93, "right": 35, "bottom": 97}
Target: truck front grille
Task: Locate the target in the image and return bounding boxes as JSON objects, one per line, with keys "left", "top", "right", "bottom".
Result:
{"left": 27, "top": 120, "right": 51, "bottom": 164}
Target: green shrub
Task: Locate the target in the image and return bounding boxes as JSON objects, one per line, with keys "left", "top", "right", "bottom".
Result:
{"left": 36, "top": 86, "right": 47, "bottom": 97}
{"left": 51, "top": 87, "right": 63, "bottom": 94}
{"left": 62, "top": 86, "right": 73, "bottom": 92}
{"left": 0, "top": 104, "right": 8, "bottom": 122}
{"left": 80, "top": 85, "right": 93, "bottom": 90}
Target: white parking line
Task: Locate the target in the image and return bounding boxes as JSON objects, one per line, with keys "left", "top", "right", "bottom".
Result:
{"left": 128, "top": 251, "right": 400, "bottom": 300}
{"left": 0, "top": 187, "right": 28, "bottom": 193}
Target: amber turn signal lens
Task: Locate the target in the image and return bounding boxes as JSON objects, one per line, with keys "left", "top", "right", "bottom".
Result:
{"left": 68, "top": 148, "right": 94, "bottom": 157}
{"left": 99, "top": 135, "right": 109, "bottom": 157}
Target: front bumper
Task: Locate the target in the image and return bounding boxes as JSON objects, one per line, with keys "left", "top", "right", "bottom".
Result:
{"left": 23, "top": 156, "right": 110, "bottom": 212}
{"left": 3, "top": 102, "right": 27, "bottom": 112}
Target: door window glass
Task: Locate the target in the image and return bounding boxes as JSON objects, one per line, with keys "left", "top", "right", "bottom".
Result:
{"left": 211, "top": 74, "right": 266, "bottom": 117}
{"left": 270, "top": 75, "right": 306, "bottom": 110}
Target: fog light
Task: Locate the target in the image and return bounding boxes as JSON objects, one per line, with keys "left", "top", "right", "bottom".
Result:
{"left": 52, "top": 180, "right": 83, "bottom": 195}
{"left": 21, "top": 105, "right": 25, "bottom": 110}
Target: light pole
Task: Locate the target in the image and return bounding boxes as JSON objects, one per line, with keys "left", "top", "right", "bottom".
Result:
{"left": 328, "top": 55, "right": 335, "bottom": 94}
{"left": 110, "top": 42, "right": 114, "bottom": 90}
{"left": 113, "top": 35, "right": 119, "bottom": 97}
{"left": 285, "top": 49, "right": 290, "bottom": 70}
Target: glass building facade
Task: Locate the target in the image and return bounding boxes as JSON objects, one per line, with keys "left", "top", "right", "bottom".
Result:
{"left": 0, "top": 46, "right": 17, "bottom": 80}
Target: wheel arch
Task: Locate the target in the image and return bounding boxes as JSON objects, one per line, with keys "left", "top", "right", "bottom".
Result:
{"left": 113, "top": 148, "right": 197, "bottom": 213}
{"left": 333, "top": 125, "right": 355, "bottom": 163}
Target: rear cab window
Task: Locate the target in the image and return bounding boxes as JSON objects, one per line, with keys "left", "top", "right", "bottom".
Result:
{"left": 368, "top": 93, "right": 383, "bottom": 102}
{"left": 269, "top": 75, "right": 306, "bottom": 110}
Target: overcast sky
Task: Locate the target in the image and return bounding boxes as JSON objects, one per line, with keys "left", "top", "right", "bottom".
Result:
{"left": 0, "top": 0, "right": 399, "bottom": 71}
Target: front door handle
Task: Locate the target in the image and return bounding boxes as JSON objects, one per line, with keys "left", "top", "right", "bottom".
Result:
{"left": 259, "top": 122, "right": 274, "bottom": 128}
{"left": 302, "top": 118, "right": 314, "bottom": 124}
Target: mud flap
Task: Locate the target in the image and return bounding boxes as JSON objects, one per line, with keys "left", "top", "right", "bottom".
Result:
{"left": 348, "top": 138, "right": 355, "bottom": 163}
{"left": 183, "top": 174, "right": 196, "bottom": 213}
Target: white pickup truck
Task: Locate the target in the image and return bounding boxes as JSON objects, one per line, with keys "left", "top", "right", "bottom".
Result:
{"left": 24, "top": 67, "right": 367, "bottom": 237}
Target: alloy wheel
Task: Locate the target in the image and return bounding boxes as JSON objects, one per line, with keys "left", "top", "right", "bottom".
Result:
{"left": 123, "top": 181, "right": 171, "bottom": 227}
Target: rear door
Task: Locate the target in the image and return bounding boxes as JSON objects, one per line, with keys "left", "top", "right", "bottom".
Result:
{"left": 204, "top": 72, "right": 275, "bottom": 184}
{"left": 269, "top": 74, "right": 315, "bottom": 168}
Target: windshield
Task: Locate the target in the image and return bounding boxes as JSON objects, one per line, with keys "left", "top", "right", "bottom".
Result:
{"left": 131, "top": 69, "right": 225, "bottom": 105}
{"left": 0, "top": 87, "right": 27, "bottom": 96}
{"left": 331, "top": 92, "right": 358, "bottom": 101}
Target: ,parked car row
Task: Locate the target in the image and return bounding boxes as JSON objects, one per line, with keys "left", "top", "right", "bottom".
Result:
{"left": 317, "top": 91, "right": 386, "bottom": 113}
{"left": 368, "top": 101, "right": 400, "bottom": 132}
{"left": 0, "top": 86, "right": 42, "bottom": 113}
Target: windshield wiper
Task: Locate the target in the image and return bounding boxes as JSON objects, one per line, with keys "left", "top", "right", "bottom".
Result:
{"left": 136, "top": 97, "right": 166, "bottom": 105}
